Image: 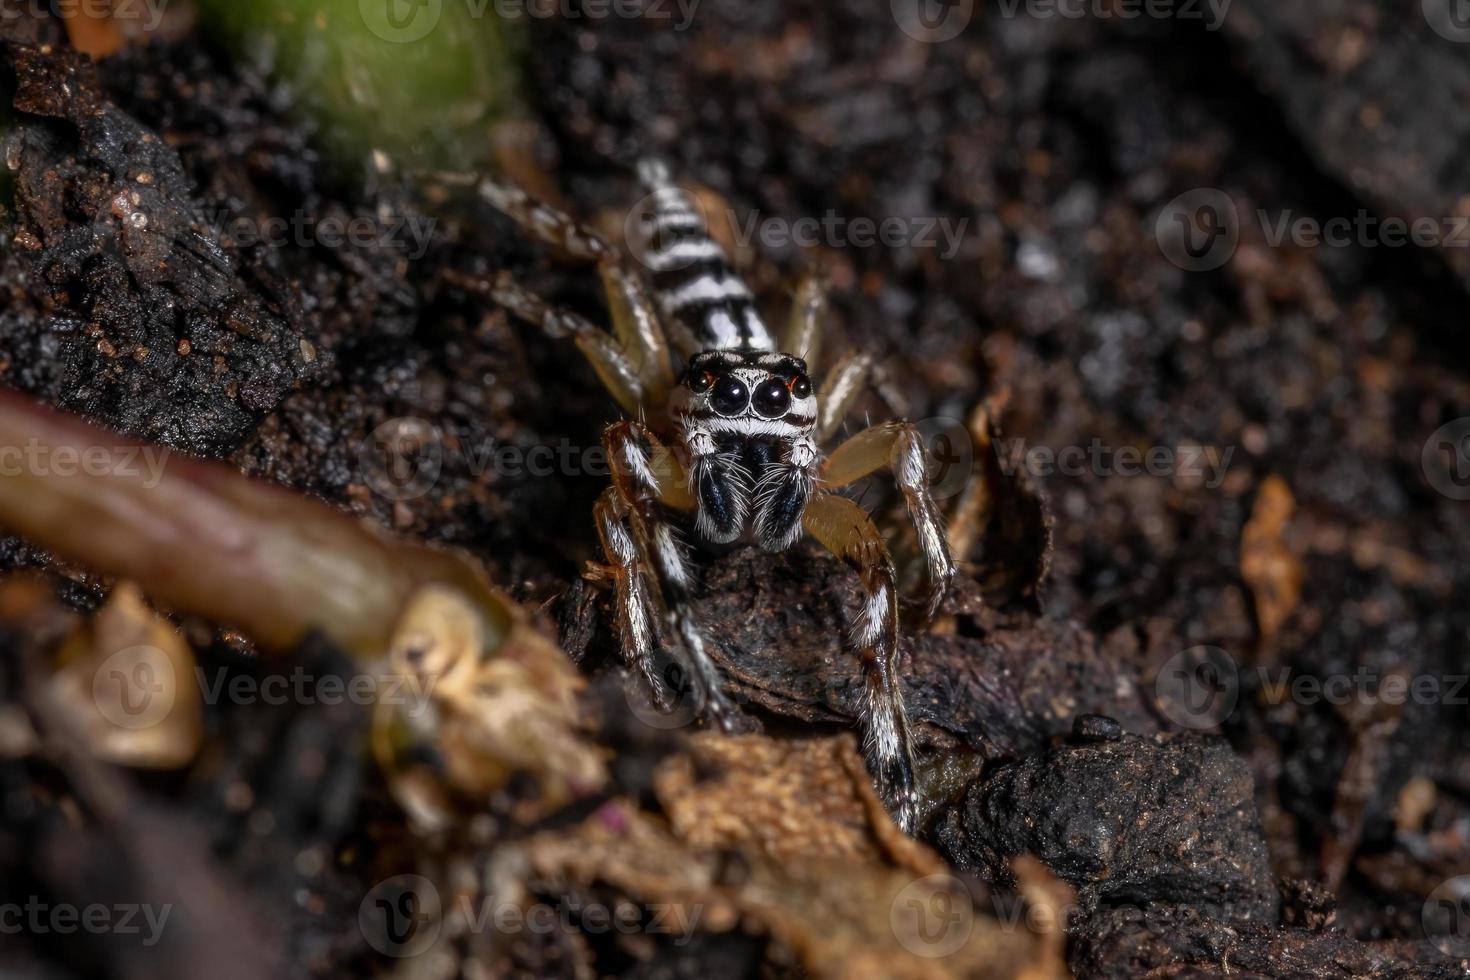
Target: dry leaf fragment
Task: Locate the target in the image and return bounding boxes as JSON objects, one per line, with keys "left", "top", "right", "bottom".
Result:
{"left": 1240, "top": 474, "right": 1304, "bottom": 655}
{"left": 48, "top": 582, "right": 202, "bottom": 768}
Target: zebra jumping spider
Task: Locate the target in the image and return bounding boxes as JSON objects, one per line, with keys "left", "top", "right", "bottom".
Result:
{"left": 451, "top": 161, "right": 956, "bottom": 832}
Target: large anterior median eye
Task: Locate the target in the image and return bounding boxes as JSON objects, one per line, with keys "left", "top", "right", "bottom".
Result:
{"left": 709, "top": 375, "right": 749, "bottom": 416}
{"left": 752, "top": 378, "right": 792, "bottom": 419}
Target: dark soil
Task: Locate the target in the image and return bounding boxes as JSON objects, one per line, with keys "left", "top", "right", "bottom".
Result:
{"left": 1, "top": 1, "right": 1468, "bottom": 977}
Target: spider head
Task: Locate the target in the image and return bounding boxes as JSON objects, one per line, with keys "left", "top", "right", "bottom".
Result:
{"left": 678, "top": 350, "right": 816, "bottom": 435}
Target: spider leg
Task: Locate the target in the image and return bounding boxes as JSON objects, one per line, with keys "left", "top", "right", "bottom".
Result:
{"left": 458, "top": 174, "right": 677, "bottom": 404}
{"left": 822, "top": 421, "right": 957, "bottom": 620}
{"left": 802, "top": 492, "right": 919, "bottom": 833}
{"left": 781, "top": 272, "right": 828, "bottom": 370}
{"left": 594, "top": 486, "right": 667, "bottom": 704}
{"left": 455, "top": 270, "right": 647, "bottom": 416}
{"left": 815, "top": 350, "right": 875, "bottom": 443}
{"left": 602, "top": 421, "right": 736, "bottom": 731}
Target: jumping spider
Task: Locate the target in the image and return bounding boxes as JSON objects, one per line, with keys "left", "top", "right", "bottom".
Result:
{"left": 453, "top": 161, "right": 956, "bottom": 832}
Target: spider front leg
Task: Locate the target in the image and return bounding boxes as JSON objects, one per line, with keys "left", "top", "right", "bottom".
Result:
{"left": 601, "top": 421, "right": 737, "bottom": 731}
{"left": 822, "top": 422, "right": 957, "bottom": 619}
{"left": 802, "top": 493, "right": 919, "bottom": 832}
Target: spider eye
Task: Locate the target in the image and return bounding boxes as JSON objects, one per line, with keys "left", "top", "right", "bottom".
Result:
{"left": 686, "top": 369, "right": 715, "bottom": 393}
{"left": 789, "top": 374, "right": 812, "bottom": 399}
{"left": 752, "top": 378, "right": 792, "bottom": 419}
{"left": 709, "top": 375, "right": 750, "bottom": 416}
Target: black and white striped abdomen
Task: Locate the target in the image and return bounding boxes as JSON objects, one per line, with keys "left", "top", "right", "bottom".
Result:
{"left": 636, "top": 160, "right": 775, "bottom": 352}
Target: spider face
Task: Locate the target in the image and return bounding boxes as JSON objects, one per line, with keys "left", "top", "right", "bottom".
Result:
{"left": 676, "top": 350, "right": 816, "bottom": 436}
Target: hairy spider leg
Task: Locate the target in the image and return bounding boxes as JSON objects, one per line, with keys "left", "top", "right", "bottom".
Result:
{"left": 602, "top": 421, "right": 736, "bottom": 728}
{"left": 801, "top": 493, "right": 919, "bottom": 833}
{"left": 467, "top": 174, "right": 677, "bottom": 405}
{"left": 822, "top": 421, "right": 957, "bottom": 620}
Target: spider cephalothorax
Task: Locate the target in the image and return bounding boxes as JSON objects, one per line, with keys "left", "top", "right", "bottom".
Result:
{"left": 453, "top": 161, "right": 956, "bottom": 832}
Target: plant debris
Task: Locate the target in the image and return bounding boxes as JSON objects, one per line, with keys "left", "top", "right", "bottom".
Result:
{"left": 1, "top": 2, "right": 1468, "bottom": 978}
